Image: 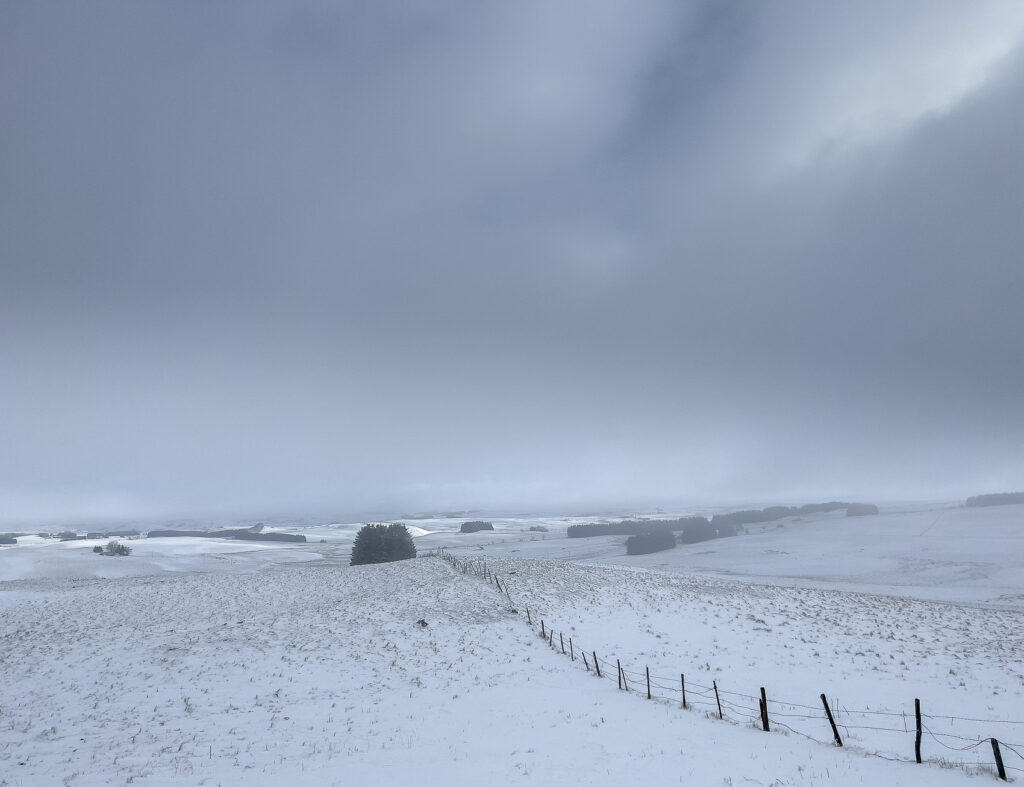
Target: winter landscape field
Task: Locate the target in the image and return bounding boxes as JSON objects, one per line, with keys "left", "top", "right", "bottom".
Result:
{"left": 2, "top": 502, "right": 1023, "bottom": 786}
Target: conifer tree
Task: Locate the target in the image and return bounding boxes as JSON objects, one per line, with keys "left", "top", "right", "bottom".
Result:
{"left": 350, "top": 523, "right": 416, "bottom": 566}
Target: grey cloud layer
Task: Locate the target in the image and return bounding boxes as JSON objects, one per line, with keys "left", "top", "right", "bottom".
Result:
{"left": 3, "top": 2, "right": 1023, "bottom": 524}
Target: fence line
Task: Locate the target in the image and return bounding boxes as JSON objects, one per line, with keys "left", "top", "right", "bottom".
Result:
{"left": 439, "top": 549, "right": 1019, "bottom": 781}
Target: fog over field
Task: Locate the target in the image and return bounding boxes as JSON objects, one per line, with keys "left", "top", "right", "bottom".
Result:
{"left": 2, "top": 1, "right": 1024, "bottom": 527}
{"left": 3, "top": 3, "right": 1024, "bottom": 785}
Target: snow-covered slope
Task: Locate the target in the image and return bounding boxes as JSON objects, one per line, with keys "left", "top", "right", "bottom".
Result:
{"left": 1, "top": 503, "right": 1022, "bottom": 785}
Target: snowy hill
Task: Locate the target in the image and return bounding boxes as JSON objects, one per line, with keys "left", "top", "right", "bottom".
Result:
{"left": 1, "top": 503, "right": 1022, "bottom": 785}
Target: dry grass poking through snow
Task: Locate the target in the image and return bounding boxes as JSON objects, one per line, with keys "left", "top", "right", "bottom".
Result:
{"left": 483, "top": 556, "right": 1024, "bottom": 763}
{"left": 1, "top": 555, "right": 1017, "bottom": 786}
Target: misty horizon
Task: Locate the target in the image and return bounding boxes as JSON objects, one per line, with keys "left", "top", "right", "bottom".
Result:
{"left": 3, "top": 2, "right": 1022, "bottom": 529}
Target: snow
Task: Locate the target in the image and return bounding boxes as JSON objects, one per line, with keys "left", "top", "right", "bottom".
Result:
{"left": 1, "top": 503, "right": 1022, "bottom": 785}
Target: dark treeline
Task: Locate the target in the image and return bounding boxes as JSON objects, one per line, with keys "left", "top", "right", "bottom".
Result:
{"left": 625, "top": 530, "right": 677, "bottom": 555}
{"left": 710, "top": 502, "right": 849, "bottom": 528}
{"left": 460, "top": 521, "right": 494, "bottom": 533}
{"left": 572, "top": 501, "right": 878, "bottom": 548}
{"left": 966, "top": 492, "right": 1024, "bottom": 507}
{"left": 147, "top": 529, "right": 307, "bottom": 543}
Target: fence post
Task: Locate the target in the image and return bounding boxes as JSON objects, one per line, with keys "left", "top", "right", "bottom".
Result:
{"left": 526, "top": 607, "right": 531, "bottom": 625}
{"left": 992, "top": 739, "right": 1007, "bottom": 781}
{"left": 569, "top": 637, "right": 574, "bottom": 661}
{"left": 593, "top": 652, "right": 601, "bottom": 678}
{"left": 582, "top": 651, "right": 590, "bottom": 671}
{"left": 915, "top": 698, "right": 922, "bottom": 764}
{"left": 759, "top": 687, "right": 770, "bottom": 732}
{"left": 713, "top": 680, "right": 722, "bottom": 719}
{"left": 681, "top": 674, "right": 687, "bottom": 709}
{"left": 617, "top": 660, "right": 623, "bottom": 690}
{"left": 646, "top": 666, "right": 651, "bottom": 700}
{"left": 541, "top": 620, "right": 545, "bottom": 639}
{"left": 559, "top": 632, "right": 565, "bottom": 654}
{"left": 821, "top": 693, "right": 843, "bottom": 746}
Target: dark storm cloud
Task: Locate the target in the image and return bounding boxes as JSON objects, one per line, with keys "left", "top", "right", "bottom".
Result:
{"left": 2, "top": 2, "right": 1023, "bottom": 525}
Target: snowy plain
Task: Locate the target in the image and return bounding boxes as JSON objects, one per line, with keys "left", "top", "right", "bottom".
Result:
{"left": 1, "top": 503, "right": 1022, "bottom": 785}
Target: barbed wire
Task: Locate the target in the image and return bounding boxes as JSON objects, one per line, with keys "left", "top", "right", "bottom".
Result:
{"left": 439, "top": 549, "right": 1020, "bottom": 778}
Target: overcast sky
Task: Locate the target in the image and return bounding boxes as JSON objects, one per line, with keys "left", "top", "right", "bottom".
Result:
{"left": 3, "top": 2, "right": 1023, "bottom": 526}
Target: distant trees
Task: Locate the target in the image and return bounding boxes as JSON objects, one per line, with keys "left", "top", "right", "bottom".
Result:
{"left": 845, "top": 503, "right": 879, "bottom": 517}
{"left": 966, "top": 492, "right": 1024, "bottom": 508}
{"left": 460, "top": 521, "right": 494, "bottom": 533}
{"left": 678, "top": 519, "right": 718, "bottom": 544}
{"left": 96, "top": 540, "right": 131, "bottom": 556}
{"left": 350, "top": 523, "right": 417, "bottom": 566}
{"left": 626, "top": 530, "right": 676, "bottom": 555}
{"left": 568, "top": 517, "right": 709, "bottom": 539}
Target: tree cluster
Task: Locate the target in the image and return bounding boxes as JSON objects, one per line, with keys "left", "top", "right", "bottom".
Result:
{"left": 93, "top": 540, "right": 131, "bottom": 556}
{"left": 350, "top": 523, "right": 417, "bottom": 566}
{"left": 625, "top": 530, "right": 676, "bottom": 555}
{"left": 710, "top": 502, "right": 849, "bottom": 529}
{"left": 677, "top": 519, "right": 718, "bottom": 544}
{"left": 460, "top": 521, "right": 494, "bottom": 533}
{"left": 567, "top": 516, "right": 709, "bottom": 539}
{"left": 845, "top": 502, "right": 879, "bottom": 516}
{"left": 966, "top": 492, "right": 1024, "bottom": 508}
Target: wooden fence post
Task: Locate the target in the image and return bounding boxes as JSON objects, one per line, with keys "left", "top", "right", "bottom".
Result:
{"left": 541, "top": 620, "right": 545, "bottom": 639}
{"left": 593, "top": 652, "right": 601, "bottom": 678}
{"left": 991, "top": 738, "right": 1007, "bottom": 781}
{"left": 617, "top": 660, "right": 623, "bottom": 690}
{"left": 821, "top": 693, "right": 843, "bottom": 746}
{"left": 915, "top": 698, "right": 922, "bottom": 764}
{"left": 759, "top": 687, "right": 770, "bottom": 732}
{"left": 569, "top": 637, "right": 574, "bottom": 661}
{"left": 681, "top": 674, "right": 687, "bottom": 709}
{"left": 559, "top": 632, "right": 565, "bottom": 654}
{"left": 646, "top": 666, "right": 651, "bottom": 700}
{"left": 526, "top": 607, "right": 531, "bottom": 625}
{"left": 582, "top": 651, "right": 590, "bottom": 671}
{"left": 713, "top": 680, "right": 722, "bottom": 719}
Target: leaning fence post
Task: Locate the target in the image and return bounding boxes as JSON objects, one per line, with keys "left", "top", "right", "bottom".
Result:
{"left": 992, "top": 739, "right": 1007, "bottom": 781}
{"left": 617, "top": 660, "right": 623, "bottom": 690}
{"left": 821, "top": 693, "right": 843, "bottom": 746}
{"left": 759, "top": 687, "right": 770, "bottom": 732}
{"left": 582, "top": 651, "right": 590, "bottom": 671}
{"left": 569, "top": 637, "right": 574, "bottom": 661}
{"left": 915, "top": 698, "right": 922, "bottom": 764}
{"left": 713, "top": 680, "right": 722, "bottom": 719}
{"left": 541, "top": 620, "right": 545, "bottom": 639}
{"left": 593, "top": 652, "right": 601, "bottom": 678}
{"left": 559, "top": 632, "right": 565, "bottom": 654}
{"left": 526, "top": 607, "right": 531, "bottom": 625}
{"left": 646, "top": 666, "right": 651, "bottom": 700}
{"left": 681, "top": 674, "right": 687, "bottom": 709}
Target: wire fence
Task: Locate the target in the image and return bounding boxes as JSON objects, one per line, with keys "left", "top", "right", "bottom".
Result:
{"left": 440, "top": 550, "right": 1023, "bottom": 781}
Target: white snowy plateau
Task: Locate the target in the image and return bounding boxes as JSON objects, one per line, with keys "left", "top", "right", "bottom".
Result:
{"left": 1, "top": 502, "right": 1022, "bottom": 786}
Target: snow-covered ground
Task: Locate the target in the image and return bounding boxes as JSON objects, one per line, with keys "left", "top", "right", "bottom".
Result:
{"left": 1, "top": 502, "right": 1022, "bottom": 785}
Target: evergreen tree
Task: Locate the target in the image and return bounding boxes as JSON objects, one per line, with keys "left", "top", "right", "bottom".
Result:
{"left": 350, "top": 523, "right": 416, "bottom": 566}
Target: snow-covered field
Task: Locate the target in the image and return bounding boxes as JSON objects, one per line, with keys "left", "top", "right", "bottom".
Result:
{"left": 1, "top": 503, "right": 1022, "bottom": 785}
